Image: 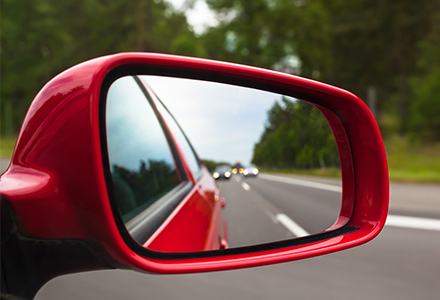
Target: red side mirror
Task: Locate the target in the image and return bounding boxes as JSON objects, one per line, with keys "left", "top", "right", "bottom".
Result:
{"left": 0, "top": 53, "right": 388, "bottom": 297}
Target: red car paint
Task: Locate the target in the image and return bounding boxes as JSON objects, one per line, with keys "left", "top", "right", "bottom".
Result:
{"left": 144, "top": 172, "right": 226, "bottom": 252}
{"left": 0, "top": 53, "right": 388, "bottom": 278}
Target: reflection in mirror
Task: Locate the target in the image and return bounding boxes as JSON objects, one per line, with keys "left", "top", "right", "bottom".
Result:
{"left": 106, "top": 75, "right": 342, "bottom": 253}
{"left": 106, "top": 77, "right": 181, "bottom": 223}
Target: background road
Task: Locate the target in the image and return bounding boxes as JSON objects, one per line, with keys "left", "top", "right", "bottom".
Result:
{"left": 2, "top": 159, "right": 438, "bottom": 299}
{"left": 218, "top": 174, "right": 342, "bottom": 247}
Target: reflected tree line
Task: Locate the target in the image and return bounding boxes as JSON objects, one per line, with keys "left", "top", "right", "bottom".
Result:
{"left": 111, "top": 159, "right": 179, "bottom": 222}
{"left": 252, "top": 98, "right": 339, "bottom": 170}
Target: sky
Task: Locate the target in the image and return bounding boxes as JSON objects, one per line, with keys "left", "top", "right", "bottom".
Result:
{"left": 143, "top": 76, "right": 288, "bottom": 165}
{"left": 166, "top": 0, "right": 217, "bottom": 34}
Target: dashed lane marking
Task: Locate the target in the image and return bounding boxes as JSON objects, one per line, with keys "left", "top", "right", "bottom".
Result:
{"left": 241, "top": 182, "right": 250, "bottom": 191}
{"left": 276, "top": 214, "right": 310, "bottom": 237}
{"left": 256, "top": 173, "right": 440, "bottom": 233}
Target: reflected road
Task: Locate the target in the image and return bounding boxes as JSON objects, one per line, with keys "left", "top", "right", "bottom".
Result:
{"left": 219, "top": 174, "right": 341, "bottom": 247}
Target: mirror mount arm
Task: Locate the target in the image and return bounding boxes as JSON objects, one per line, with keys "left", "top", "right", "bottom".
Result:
{"left": 0, "top": 195, "right": 123, "bottom": 298}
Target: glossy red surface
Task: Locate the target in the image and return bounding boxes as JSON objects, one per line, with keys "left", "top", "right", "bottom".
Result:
{"left": 0, "top": 53, "right": 388, "bottom": 274}
{"left": 144, "top": 170, "right": 224, "bottom": 252}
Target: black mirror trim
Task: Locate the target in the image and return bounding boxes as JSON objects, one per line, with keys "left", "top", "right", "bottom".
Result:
{"left": 139, "top": 225, "right": 359, "bottom": 259}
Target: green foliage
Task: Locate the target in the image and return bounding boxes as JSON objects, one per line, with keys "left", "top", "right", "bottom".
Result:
{"left": 408, "top": 10, "right": 440, "bottom": 141}
{"left": 322, "top": 0, "right": 437, "bottom": 136}
{"left": 0, "top": 137, "right": 17, "bottom": 158}
{"left": 1, "top": 0, "right": 203, "bottom": 136}
{"left": 385, "top": 136, "right": 440, "bottom": 182}
{"left": 252, "top": 98, "right": 339, "bottom": 170}
{"left": 203, "top": 0, "right": 332, "bottom": 77}
{"left": 204, "top": 0, "right": 440, "bottom": 141}
{"left": 2, "top": 0, "right": 439, "bottom": 173}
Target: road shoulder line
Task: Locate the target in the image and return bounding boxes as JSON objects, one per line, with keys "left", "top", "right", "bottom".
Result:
{"left": 259, "top": 174, "right": 342, "bottom": 193}
{"left": 276, "top": 214, "right": 309, "bottom": 237}
{"left": 386, "top": 215, "right": 440, "bottom": 232}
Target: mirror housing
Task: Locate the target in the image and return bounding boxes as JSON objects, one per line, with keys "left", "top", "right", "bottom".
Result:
{"left": 0, "top": 53, "right": 388, "bottom": 275}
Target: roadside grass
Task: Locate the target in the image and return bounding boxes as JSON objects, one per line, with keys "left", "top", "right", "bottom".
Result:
{"left": 385, "top": 136, "right": 440, "bottom": 183}
{"left": 261, "top": 136, "right": 440, "bottom": 183}
{"left": 0, "top": 137, "right": 17, "bottom": 158}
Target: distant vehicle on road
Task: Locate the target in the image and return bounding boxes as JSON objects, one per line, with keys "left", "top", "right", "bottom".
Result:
{"left": 213, "top": 165, "right": 232, "bottom": 180}
{"left": 232, "top": 162, "right": 244, "bottom": 175}
{"left": 243, "top": 165, "right": 259, "bottom": 177}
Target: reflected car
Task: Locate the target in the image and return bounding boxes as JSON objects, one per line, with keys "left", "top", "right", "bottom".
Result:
{"left": 243, "top": 165, "right": 259, "bottom": 177}
{"left": 232, "top": 163, "right": 244, "bottom": 175}
{"left": 213, "top": 166, "right": 232, "bottom": 180}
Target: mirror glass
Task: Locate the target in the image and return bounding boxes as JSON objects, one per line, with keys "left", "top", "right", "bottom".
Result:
{"left": 105, "top": 75, "right": 342, "bottom": 253}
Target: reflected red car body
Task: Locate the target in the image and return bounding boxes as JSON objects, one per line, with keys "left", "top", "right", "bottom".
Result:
{"left": 144, "top": 171, "right": 228, "bottom": 252}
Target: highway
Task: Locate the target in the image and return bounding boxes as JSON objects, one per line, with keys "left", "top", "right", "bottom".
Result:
{"left": 219, "top": 174, "right": 342, "bottom": 247}
{"left": 33, "top": 171, "right": 440, "bottom": 299}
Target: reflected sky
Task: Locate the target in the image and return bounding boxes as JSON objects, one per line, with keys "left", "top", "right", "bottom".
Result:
{"left": 143, "top": 76, "right": 293, "bottom": 165}
{"left": 107, "top": 76, "right": 176, "bottom": 171}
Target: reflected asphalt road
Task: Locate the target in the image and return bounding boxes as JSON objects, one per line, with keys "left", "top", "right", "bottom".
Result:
{"left": 30, "top": 172, "right": 440, "bottom": 299}
{"left": 219, "top": 174, "right": 342, "bottom": 247}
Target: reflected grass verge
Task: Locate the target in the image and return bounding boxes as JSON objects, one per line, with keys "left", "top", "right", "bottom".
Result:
{"left": 0, "top": 137, "right": 17, "bottom": 158}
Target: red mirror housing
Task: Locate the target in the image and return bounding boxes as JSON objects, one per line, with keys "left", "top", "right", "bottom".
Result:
{"left": 0, "top": 53, "right": 388, "bottom": 282}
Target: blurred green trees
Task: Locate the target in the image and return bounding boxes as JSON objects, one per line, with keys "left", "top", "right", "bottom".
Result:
{"left": 408, "top": 9, "right": 440, "bottom": 141}
{"left": 1, "top": 0, "right": 439, "bottom": 165}
{"left": 1, "top": 0, "right": 203, "bottom": 136}
{"left": 251, "top": 98, "right": 339, "bottom": 169}
{"left": 203, "top": 0, "right": 440, "bottom": 142}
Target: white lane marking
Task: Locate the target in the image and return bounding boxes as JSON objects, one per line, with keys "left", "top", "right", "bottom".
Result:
{"left": 386, "top": 215, "right": 440, "bottom": 232}
{"left": 241, "top": 182, "right": 250, "bottom": 191}
{"left": 234, "top": 176, "right": 241, "bottom": 182}
{"left": 259, "top": 173, "right": 342, "bottom": 193}
{"left": 276, "top": 214, "right": 310, "bottom": 237}
{"left": 258, "top": 174, "right": 440, "bottom": 233}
